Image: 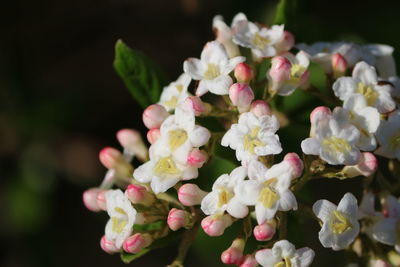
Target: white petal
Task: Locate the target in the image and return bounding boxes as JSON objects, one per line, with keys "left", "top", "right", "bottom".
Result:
{"left": 337, "top": 193, "right": 358, "bottom": 217}
{"left": 181, "top": 166, "right": 198, "bottom": 180}
{"left": 318, "top": 222, "right": 335, "bottom": 249}
{"left": 183, "top": 58, "right": 204, "bottom": 80}
{"left": 234, "top": 180, "right": 260, "bottom": 205}
{"left": 208, "top": 75, "right": 233, "bottom": 95}
{"left": 301, "top": 138, "right": 320, "bottom": 155}
{"left": 133, "top": 161, "right": 154, "bottom": 183}
{"left": 313, "top": 199, "right": 336, "bottom": 222}
{"left": 332, "top": 77, "right": 357, "bottom": 101}
{"left": 279, "top": 191, "right": 298, "bottom": 211}
{"left": 189, "top": 126, "right": 211, "bottom": 147}
{"left": 200, "top": 41, "right": 229, "bottom": 64}
{"left": 248, "top": 160, "right": 268, "bottom": 181}
{"left": 227, "top": 197, "right": 249, "bottom": 218}
{"left": 200, "top": 192, "right": 220, "bottom": 215}
{"left": 352, "top": 61, "right": 377, "bottom": 85}
{"left": 255, "top": 249, "right": 280, "bottom": 267}
{"left": 255, "top": 202, "right": 279, "bottom": 224}
{"left": 229, "top": 166, "right": 248, "bottom": 185}
{"left": 196, "top": 80, "right": 209, "bottom": 96}
{"left": 295, "top": 247, "right": 315, "bottom": 267}
{"left": 372, "top": 218, "right": 396, "bottom": 245}
{"left": 151, "top": 176, "right": 180, "bottom": 194}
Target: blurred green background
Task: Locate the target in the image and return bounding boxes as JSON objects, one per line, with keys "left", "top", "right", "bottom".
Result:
{"left": 1, "top": 0, "right": 400, "bottom": 266}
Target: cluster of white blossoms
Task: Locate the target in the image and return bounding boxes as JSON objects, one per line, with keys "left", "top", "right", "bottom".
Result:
{"left": 83, "top": 11, "right": 400, "bottom": 267}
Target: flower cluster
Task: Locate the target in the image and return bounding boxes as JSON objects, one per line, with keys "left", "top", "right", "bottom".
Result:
{"left": 83, "top": 11, "right": 400, "bottom": 267}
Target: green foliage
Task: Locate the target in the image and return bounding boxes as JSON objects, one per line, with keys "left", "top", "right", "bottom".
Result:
{"left": 273, "top": 0, "right": 297, "bottom": 29}
{"left": 308, "top": 62, "right": 327, "bottom": 91}
{"left": 113, "top": 39, "right": 168, "bottom": 108}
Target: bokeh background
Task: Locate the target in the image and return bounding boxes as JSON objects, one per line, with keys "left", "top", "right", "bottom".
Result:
{"left": 1, "top": 0, "right": 400, "bottom": 266}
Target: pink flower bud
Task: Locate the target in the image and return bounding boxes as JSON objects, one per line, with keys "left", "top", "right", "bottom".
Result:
{"left": 310, "top": 106, "right": 332, "bottom": 137}
{"left": 269, "top": 56, "right": 291, "bottom": 83}
{"left": 100, "top": 235, "right": 119, "bottom": 254}
{"left": 284, "top": 153, "right": 304, "bottom": 178}
{"left": 276, "top": 30, "right": 295, "bottom": 53}
{"left": 370, "top": 259, "right": 392, "bottom": 267}
{"left": 299, "top": 69, "right": 310, "bottom": 88}
{"left": 240, "top": 255, "right": 258, "bottom": 267}
{"left": 234, "top": 63, "right": 254, "bottom": 83}
{"left": 332, "top": 52, "right": 347, "bottom": 78}
{"left": 125, "top": 184, "right": 154, "bottom": 205}
{"left": 250, "top": 100, "right": 272, "bottom": 117}
{"left": 221, "top": 238, "right": 245, "bottom": 265}
{"left": 201, "top": 214, "right": 233, "bottom": 237}
{"left": 182, "top": 96, "right": 210, "bottom": 116}
{"left": 116, "top": 129, "right": 148, "bottom": 161}
{"left": 229, "top": 83, "right": 255, "bottom": 112}
{"left": 123, "top": 233, "right": 152, "bottom": 254}
{"left": 96, "top": 190, "right": 107, "bottom": 211}
{"left": 99, "top": 147, "right": 133, "bottom": 175}
{"left": 342, "top": 152, "right": 378, "bottom": 178}
{"left": 83, "top": 188, "right": 102, "bottom": 212}
{"left": 187, "top": 148, "right": 208, "bottom": 168}
{"left": 167, "top": 208, "right": 190, "bottom": 231}
{"left": 147, "top": 128, "right": 161, "bottom": 144}
{"left": 142, "top": 104, "right": 169, "bottom": 129}
{"left": 178, "top": 183, "right": 208, "bottom": 206}
{"left": 253, "top": 221, "right": 276, "bottom": 241}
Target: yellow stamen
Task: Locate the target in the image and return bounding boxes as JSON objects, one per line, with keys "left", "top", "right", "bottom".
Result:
{"left": 175, "top": 84, "right": 183, "bottom": 92}
{"left": 258, "top": 180, "right": 279, "bottom": 209}
{"left": 357, "top": 82, "right": 378, "bottom": 106}
{"left": 330, "top": 210, "right": 352, "bottom": 234}
{"left": 111, "top": 216, "right": 128, "bottom": 233}
{"left": 217, "top": 188, "right": 233, "bottom": 208}
{"left": 274, "top": 257, "right": 292, "bottom": 267}
{"left": 153, "top": 156, "right": 181, "bottom": 176}
{"left": 288, "top": 64, "right": 306, "bottom": 85}
{"left": 204, "top": 64, "right": 220, "bottom": 80}
{"left": 252, "top": 33, "right": 270, "bottom": 49}
{"left": 390, "top": 133, "right": 400, "bottom": 150}
{"left": 163, "top": 96, "right": 178, "bottom": 109}
{"left": 168, "top": 129, "right": 188, "bottom": 150}
{"left": 243, "top": 127, "right": 264, "bottom": 154}
{"left": 322, "top": 137, "right": 351, "bottom": 154}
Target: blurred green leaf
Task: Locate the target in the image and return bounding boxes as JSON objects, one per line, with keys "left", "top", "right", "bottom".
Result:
{"left": 309, "top": 62, "right": 327, "bottom": 91}
{"left": 273, "top": 0, "right": 297, "bottom": 28}
{"left": 113, "top": 39, "right": 168, "bottom": 108}
{"left": 133, "top": 220, "right": 165, "bottom": 232}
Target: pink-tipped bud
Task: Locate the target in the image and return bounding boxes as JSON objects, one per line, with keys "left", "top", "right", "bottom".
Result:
{"left": 234, "top": 63, "right": 254, "bottom": 83}
{"left": 310, "top": 106, "right": 332, "bottom": 137}
{"left": 147, "top": 128, "right": 161, "bottom": 144}
{"left": 123, "top": 233, "right": 152, "bottom": 254}
{"left": 250, "top": 100, "right": 272, "bottom": 117}
{"left": 167, "top": 208, "right": 190, "bottom": 231}
{"left": 253, "top": 221, "right": 276, "bottom": 241}
{"left": 276, "top": 30, "right": 295, "bottom": 53}
{"left": 269, "top": 56, "right": 291, "bottom": 83}
{"left": 178, "top": 183, "right": 208, "bottom": 206}
{"left": 142, "top": 104, "right": 169, "bottom": 129}
{"left": 221, "top": 238, "right": 245, "bottom": 265}
{"left": 96, "top": 190, "right": 107, "bottom": 211}
{"left": 116, "top": 129, "right": 148, "bottom": 161}
{"left": 83, "top": 188, "right": 102, "bottom": 212}
{"left": 187, "top": 148, "right": 208, "bottom": 168}
{"left": 240, "top": 255, "right": 258, "bottom": 267}
{"left": 332, "top": 52, "right": 347, "bottom": 78}
{"left": 229, "top": 83, "right": 255, "bottom": 112}
{"left": 370, "top": 259, "right": 392, "bottom": 267}
{"left": 125, "top": 184, "right": 154, "bottom": 205}
{"left": 342, "top": 152, "right": 378, "bottom": 178}
{"left": 182, "top": 96, "right": 210, "bottom": 116}
{"left": 99, "top": 147, "right": 133, "bottom": 175}
{"left": 284, "top": 153, "right": 304, "bottom": 179}
{"left": 100, "top": 235, "right": 119, "bottom": 254}
{"left": 201, "top": 214, "right": 233, "bottom": 237}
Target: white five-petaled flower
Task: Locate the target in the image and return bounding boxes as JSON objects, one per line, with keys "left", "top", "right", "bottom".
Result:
{"left": 375, "top": 110, "right": 400, "bottom": 160}
{"left": 333, "top": 61, "right": 396, "bottom": 114}
{"left": 105, "top": 189, "right": 137, "bottom": 249}
{"left": 221, "top": 112, "right": 282, "bottom": 165}
{"left": 235, "top": 160, "right": 298, "bottom": 225}
{"left": 231, "top": 13, "right": 284, "bottom": 59}
{"left": 332, "top": 94, "right": 381, "bottom": 151}
{"left": 313, "top": 192, "right": 360, "bottom": 251}
{"left": 159, "top": 73, "right": 191, "bottom": 111}
{"left": 201, "top": 166, "right": 249, "bottom": 219}
{"left": 183, "top": 41, "right": 245, "bottom": 96}
{"left": 301, "top": 114, "right": 361, "bottom": 165}
{"left": 212, "top": 15, "right": 240, "bottom": 58}
{"left": 255, "top": 240, "right": 315, "bottom": 267}
{"left": 134, "top": 107, "right": 210, "bottom": 193}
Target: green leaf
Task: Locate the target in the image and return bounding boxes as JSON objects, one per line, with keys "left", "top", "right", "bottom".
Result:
{"left": 120, "top": 248, "right": 151, "bottom": 264}
{"left": 113, "top": 39, "right": 168, "bottom": 108}
{"left": 273, "top": 0, "right": 297, "bottom": 28}
{"left": 309, "top": 62, "right": 327, "bottom": 91}
{"left": 133, "top": 220, "right": 165, "bottom": 232}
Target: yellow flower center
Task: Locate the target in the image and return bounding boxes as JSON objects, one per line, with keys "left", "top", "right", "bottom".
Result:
{"left": 252, "top": 33, "right": 270, "bottom": 49}
{"left": 111, "top": 207, "right": 128, "bottom": 233}
{"left": 322, "top": 137, "right": 351, "bottom": 154}
{"left": 243, "top": 127, "right": 264, "bottom": 154}
{"left": 163, "top": 96, "right": 178, "bottom": 109}
{"left": 258, "top": 179, "right": 279, "bottom": 208}
{"left": 390, "top": 133, "right": 400, "bottom": 150}
{"left": 357, "top": 82, "right": 378, "bottom": 106}
{"left": 168, "top": 129, "right": 188, "bottom": 150}
{"left": 204, "top": 63, "right": 220, "bottom": 80}
{"left": 175, "top": 84, "right": 183, "bottom": 92}
{"left": 330, "top": 210, "right": 352, "bottom": 234}
{"left": 217, "top": 188, "right": 233, "bottom": 208}
{"left": 153, "top": 156, "right": 181, "bottom": 176}
{"left": 288, "top": 64, "right": 306, "bottom": 85}
{"left": 274, "top": 257, "right": 292, "bottom": 267}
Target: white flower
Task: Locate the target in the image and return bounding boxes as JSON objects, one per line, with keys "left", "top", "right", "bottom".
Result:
{"left": 255, "top": 240, "right": 315, "bottom": 267}
{"left": 221, "top": 112, "right": 282, "bottom": 165}
{"left": 201, "top": 167, "right": 249, "bottom": 218}
{"left": 301, "top": 115, "right": 361, "bottom": 165}
{"left": 105, "top": 189, "right": 137, "bottom": 249}
{"left": 232, "top": 13, "right": 284, "bottom": 59}
{"left": 363, "top": 44, "right": 396, "bottom": 79}
{"left": 212, "top": 15, "right": 240, "bottom": 58}
{"left": 375, "top": 110, "right": 400, "bottom": 160}
{"left": 313, "top": 192, "right": 360, "bottom": 251}
{"left": 332, "top": 94, "right": 381, "bottom": 151}
{"left": 183, "top": 41, "right": 245, "bottom": 96}
{"left": 333, "top": 61, "right": 395, "bottom": 113}
{"left": 235, "top": 160, "right": 297, "bottom": 224}
{"left": 159, "top": 73, "right": 191, "bottom": 111}
{"left": 388, "top": 76, "right": 400, "bottom": 98}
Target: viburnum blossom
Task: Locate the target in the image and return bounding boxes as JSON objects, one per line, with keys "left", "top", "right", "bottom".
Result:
{"left": 212, "top": 15, "right": 240, "bottom": 58}
{"left": 221, "top": 111, "right": 282, "bottom": 165}
{"left": 183, "top": 41, "right": 245, "bottom": 96}
{"left": 255, "top": 240, "right": 315, "bottom": 267}
{"left": 158, "top": 73, "right": 191, "bottom": 111}
{"left": 375, "top": 110, "right": 400, "bottom": 160}
{"left": 313, "top": 193, "right": 360, "bottom": 251}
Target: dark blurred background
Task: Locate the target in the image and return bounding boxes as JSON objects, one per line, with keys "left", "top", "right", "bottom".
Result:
{"left": 1, "top": 0, "right": 400, "bottom": 266}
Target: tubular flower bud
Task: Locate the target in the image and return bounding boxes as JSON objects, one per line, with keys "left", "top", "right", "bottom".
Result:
{"left": 283, "top": 152, "right": 304, "bottom": 179}
{"left": 309, "top": 106, "right": 332, "bottom": 137}
{"left": 116, "top": 129, "right": 148, "bottom": 161}
{"left": 187, "top": 148, "right": 208, "bottom": 168}
{"left": 142, "top": 104, "right": 169, "bottom": 129}
{"left": 234, "top": 63, "right": 254, "bottom": 83}
{"left": 253, "top": 221, "right": 276, "bottom": 241}
{"left": 201, "top": 214, "right": 233, "bottom": 237}
{"left": 178, "top": 183, "right": 208, "bottom": 206}
{"left": 99, "top": 147, "right": 133, "bottom": 175}
{"left": 332, "top": 52, "right": 347, "bottom": 78}
{"left": 146, "top": 128, "right": 161, "bottom": 144}
{"left": 123, "top": 233, "right": 152, "bottom": 254}
{"left": 240, "top": 255, "right": 258, "bottom": 267}
{"left": 125, "top": 184, "right": 155, "bottom": 206}
{"left": 269, "top": 56, "right": 291, "bottom": 84}
{"left": 221, "top": 238, "right": 245, "bottom": 265}
{"left": 229, "top": 83, "right": 255, "bottom": 113}
{"left": 250, "top": 100, "right": 272, "bottom": 117}
{"left": 100, "top": 235, "right": 120, "bottom": 254}
{"left": 83, "top": 188, "right": 102, "bottom": 212}
{"left": 96, "top": 190, "right": 108, "bottom": 211}
{"left": 182, "top": 96, "right": 210, "bottom": 116}
{"left": 342, "top": 152, "right": 378, "bottom": 178}
{"left": 275, "top": 30, "right": 295, "bottom": 53}
{"left": 167, "top": 208, "right": 191, "bottom": 231}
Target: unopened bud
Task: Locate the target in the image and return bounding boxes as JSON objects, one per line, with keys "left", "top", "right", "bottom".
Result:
{"left": 284, "top": 153, "right": 304, "bottom": 178}
{"left": 167, "top": 208, "right": 190, "bottom": 231}
{"left": 240, "top": 255, "right": 258, "bottom": 267}
{"left": 178, "top": 183, "right": 208, "bottom": 206}
{"left": 125, "top": 184, "right": 154, "bottom": 206}
{"left": 234, "top": 63, "right": 254, "bottom": 83}
{"left": 142, "top": 104, "right": 169, "bottom": 129}
{"left": 276, "top": 30, "right": 295, "bottom": 53}
{"left": 147, "top": 128, "right": 161, "bottom": 144}
{"left": 201, "top": 214, "right": 233, "bottom": 237}
{"left": 269, "top": 56, "right": 291, "bottom": 83}
{"left": 99, "top": 147, "right": 133, "bottom": 175}
{"left": 116, "top": 129, "right": 148, "bottom": 161}
{"left": 310, "top": 106, "right": 332, "bottom": 137}
{"left": 96, "top": 190, "right": 107, "bottom": 211}
{"left": 250, "top": 100, "right": 272, "bottom": 117}
{"left": 182, "top": 96, "right": 210, "bottom": 116}
{"left": 100, "top": 235, "right": 119, "bottom": 254}
{"left": 253, "top": 221, "right": 276, "bottom": 241}
{"left": 332, "top": 52, "right": 347, "bottom": 78}
{"left": 187, "top": 148, "right": 208, "bottom": 168}
{"left": 342, "top": 152, "right": 378, "bottom": 178}
{"left": 83, "top": 188, "right": 102, "bottom": 212}
{"left": 229, "top": 83, "right": 255, "bottom": 112}
{"left": 123, "top": 233, "right": 152, "bottom": 254}
{"left": 221, "top": 243, "right": 245, "bottom": 265}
